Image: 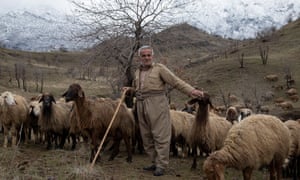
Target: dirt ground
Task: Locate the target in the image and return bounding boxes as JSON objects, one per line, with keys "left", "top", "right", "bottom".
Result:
{"left": 0, "top": 136, "right": 280, "bottom": 180}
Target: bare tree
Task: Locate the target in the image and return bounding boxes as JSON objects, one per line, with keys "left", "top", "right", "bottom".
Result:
{"left": 33, "top": 69, "right": 44, "bottom": 93}
{"left": 21, "top": 65, "right": 27, "bottom": 91}
{"left": 70, "top": 0, "right": 195, "bottom": 106}
{"left": 238, "top": 52, "right": 244, "bottom": 68}
{"left": 259, "top": 45, "right": 269, "bottom": 65}
{"left": 14, "top": 63, "right": 27, "bottom": 89}
{"left": 284, "top": 66, "right": 295, "bottom": 89}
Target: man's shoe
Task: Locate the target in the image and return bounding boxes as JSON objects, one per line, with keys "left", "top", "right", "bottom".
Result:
{"left": 143, "top": 165, "right": 156, "bottom": 171}
{"left": 153, "top": 167, "right": 164, "bottom": 176}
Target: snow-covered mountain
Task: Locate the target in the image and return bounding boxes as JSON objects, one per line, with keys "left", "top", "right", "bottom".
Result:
{"left": 0, "top": 7, "right": 91, "bottom": 52}
{"left": 0, "top": 1, "right": 300, "bottom": 52}
{"left": 185, "top": 0, "right": 300, "bottom": 39}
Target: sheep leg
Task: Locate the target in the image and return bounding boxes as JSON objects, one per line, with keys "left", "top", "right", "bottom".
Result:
{"left": 3, "top": 126, "right": 9, "bottom": 148}
{"left": 242, "top": 167, "right": 253, "bottom": 180}
{"left": 108, "top": 132, "right": 123, "bottom": 161}
{"left": 58, "top": 130, "right": 69, "bottom": 149}
{"left": 46, "top": 131, "right": 52, "bottom": 150}
{"left": 21, "top": 125, "right": 29, "bottom": 144}
{"left": 90, "top": 143, "right": 101, "bottom": 163}
{"left": 89, "top": 132, "right": 101, "bottom": 163}
{"left": 191, "top": 145, "right": 198, "bottom": 169}
{"left": 123, "top": 136, "right": 133, "bottom": 163}
{"left": 70, "top": 133, "right": 77, "bottom": 150}
{"left": 11, "top": 125, "right": 17, "bottom": 148}
{"left": 269, "top": 159, "right": 276, "bottom": 180}
{"left": 170, "top": 137, "right": 178, "bottom": 157}
{"left": 274, "top": 159, "right": 283, "bottom": 180}
{"left": 109, "top": 139, "right": 120, "bottom": 161}
{"left": 133, "top": 130, "right": 144, "bottom": 154}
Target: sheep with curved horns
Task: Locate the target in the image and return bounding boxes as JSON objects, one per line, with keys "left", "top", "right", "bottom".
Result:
{"left": 203, "top": 114, "right": 292, "bottom": 180}
{"left": 0, "top": 91, "right": 30, "bottom": 148}
{"left": 38, "top": 93, "right": 76, "bottom": 150}
{"left": 187, "top": 93, "right": 232, "bottom": 169}
{"left": 62, "top": 83, "right": 135, "bottom": 163}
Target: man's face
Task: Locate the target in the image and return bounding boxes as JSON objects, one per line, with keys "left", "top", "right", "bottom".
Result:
{"left": 139, "top": 48, "right": 153, "bottom": 67}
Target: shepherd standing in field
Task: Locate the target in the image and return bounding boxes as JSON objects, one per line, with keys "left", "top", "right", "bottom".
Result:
{"left": 123, "top": 45, "right": 204, "bottom": 176}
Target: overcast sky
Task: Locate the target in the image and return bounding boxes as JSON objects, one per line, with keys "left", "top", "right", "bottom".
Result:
{"left": 0, "top": 0, "right": 73, "bottom": 13}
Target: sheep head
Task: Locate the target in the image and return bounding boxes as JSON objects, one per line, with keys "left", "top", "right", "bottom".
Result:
{"left": 1, "top": 91, "right": 17, "bottom": 106}
{"left": 29, "top": 101, "right": 41, "bottom": 117}
{"left": 226, "top": 106, "right": 238, "bottom": 123}
{"left": 182, "top": 102, "right": 196, "bottom": 114}
{"left": 62, "top": 83, "right": 85, "bottom": 102}
{"left": 188, "top": 92, "right": 213, "bottom": 124}
{"left": 203, "top": 157, "right": 225, "bottom": 180}
{"left": 188, "top": 92, "right": 213, "bottom": 111}
{"left": 39, "top": 93, "right": 56, "bottom": 107}
{"left": 39, "top": 93, "right": 56, "bottom": 114}
{"left": 39, "top": 93, "right": 56, "bottom": 117}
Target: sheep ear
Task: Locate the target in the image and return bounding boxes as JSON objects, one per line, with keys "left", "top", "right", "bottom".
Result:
{"left": 51, "top": 96, "right": 56, "bottom": 104}
{"left": 188, "top": 98, "right": 198, "bottom": 105}
{"left": 38, "top": 96, "right": 44, "bottom": 103}
{"left": 78, "top": 89, "right": 85, "bottom": 98}
{"left": 61, "top": 91, "right": 66, "bottom": 97}
{"left": 208, "top": 99, "right": 214, "bottom": 109}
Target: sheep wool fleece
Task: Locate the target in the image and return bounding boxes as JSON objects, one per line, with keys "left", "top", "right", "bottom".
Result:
{"left": 134, "top": 63, "right": 194, "bottom": 169}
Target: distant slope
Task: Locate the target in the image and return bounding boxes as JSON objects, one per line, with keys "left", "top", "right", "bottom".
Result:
{"left": 153, "top": 23, "right": 235, "bottom": 53}
{"left": 175, "top": 18, "right": 300, "bottom": 115}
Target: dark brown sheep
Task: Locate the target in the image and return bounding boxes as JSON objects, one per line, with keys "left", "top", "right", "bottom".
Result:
{"left": 62, "top": 83, "right": 135, "bottom": 163}
{"left": 188, "top": 93, "right": 232, "bottom": 169}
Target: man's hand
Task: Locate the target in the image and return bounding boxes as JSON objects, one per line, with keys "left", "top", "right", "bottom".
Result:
{"left": 190, "top": 89, "right": 204, "bottom": 98}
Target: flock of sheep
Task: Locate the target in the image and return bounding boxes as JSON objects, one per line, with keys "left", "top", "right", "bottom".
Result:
{"left": 0, "top": 83, "right": 299, "bottom": 179}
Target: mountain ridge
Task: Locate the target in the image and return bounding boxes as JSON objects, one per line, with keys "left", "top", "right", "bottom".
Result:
{"left": 0, "top": 1, "right": 299, "bottom": 52}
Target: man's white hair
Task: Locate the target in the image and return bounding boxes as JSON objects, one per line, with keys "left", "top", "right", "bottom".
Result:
{"left": 138, "top": 45, "right": 154, "bottom": 56}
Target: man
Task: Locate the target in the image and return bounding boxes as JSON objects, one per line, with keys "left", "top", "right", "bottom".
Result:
{"left": 124, "top": 45, "right": 204, "bottom": 176}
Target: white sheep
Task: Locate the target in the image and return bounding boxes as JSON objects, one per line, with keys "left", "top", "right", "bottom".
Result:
{"left": 286, "top": 88, "right": 297, "bottom": 96}
{"left": 169, "top": 109, "right": 195, "bottom": 157}
{"left": 0, "top": 91, "right": 30, "bottom": 148}
{"left": 283, "top": 119, "right": 300, "bottom": 179}
{"left": 203, "top": 114, "right": 292, "bottom": 180}
{"left": 276, "top": 101, "right": 293, "bottom": 110}
{"left": 264, "top": 74, "right": 279, "bottom": 82}
{"left": 62, "top": 83, "right": 135, "bottom": 163}
{"left": 256, "top": 104, "right": 270, "bottom": 114}
{"left": 288, "top": 94, "right": 299, "bottom": 102}
{"left": 188, "top": 93, "right": 232, "bottom": 169}
{"left": 28, "top": 100, "right": 43, "bottom": 144}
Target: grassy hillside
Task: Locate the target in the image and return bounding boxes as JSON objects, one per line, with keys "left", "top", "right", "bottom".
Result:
{"left": 170, "top": 18, "right": 300, "bottom": 117}
{"left": 0, "top": 19, "right": 299, "bottom": 118}
{"left": 0, "top": 48, "right": 110, "bottom": 99}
